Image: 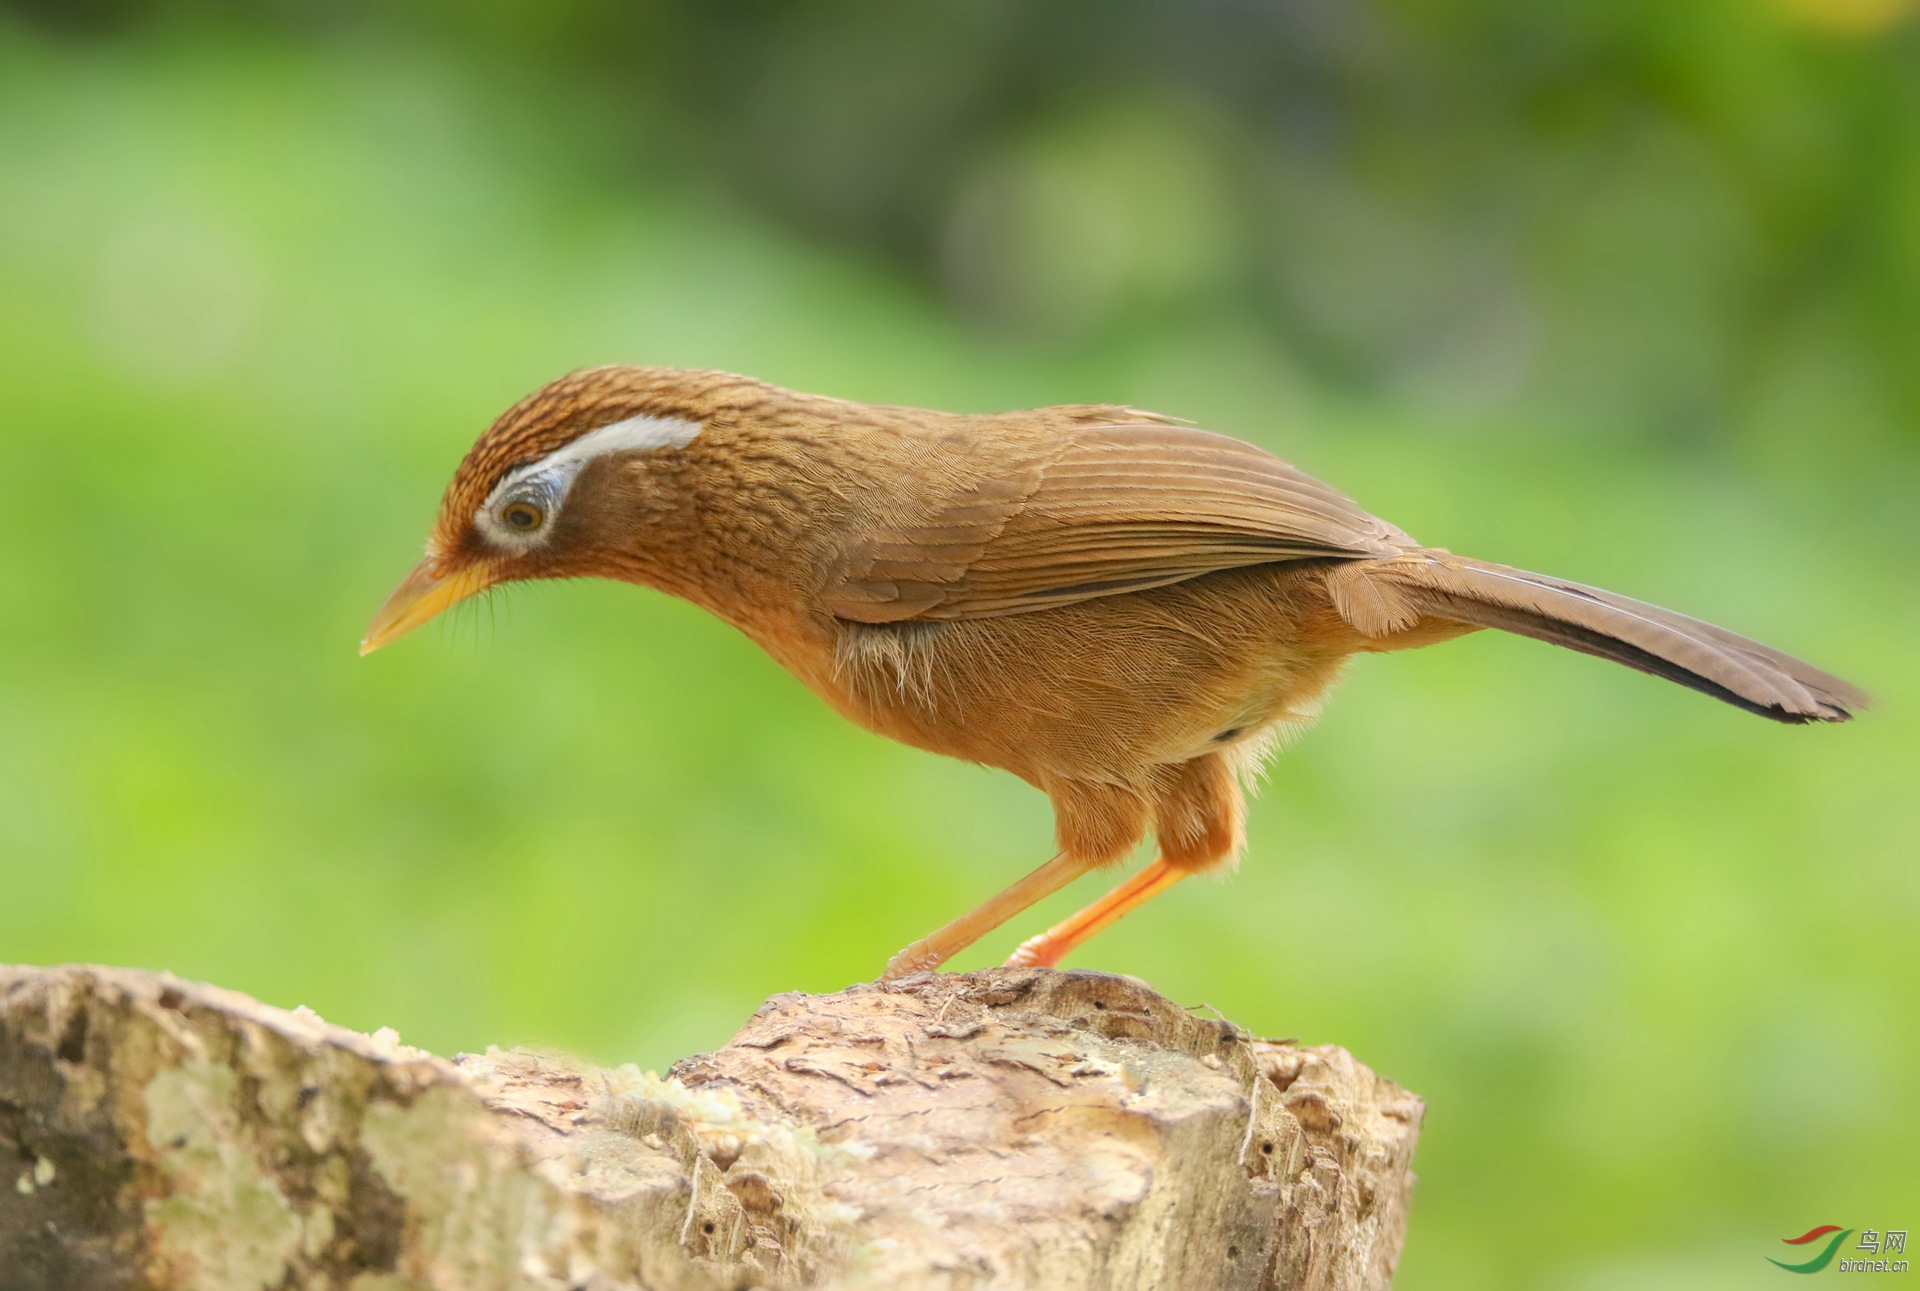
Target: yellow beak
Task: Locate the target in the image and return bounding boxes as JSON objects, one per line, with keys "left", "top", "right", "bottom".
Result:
{"left": 360, "top": 557, "right": 496, "bottom": 656}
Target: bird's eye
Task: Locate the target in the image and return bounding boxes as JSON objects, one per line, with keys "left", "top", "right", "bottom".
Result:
{"left": 501, "top": 500, "right": 544, "bottom": 531}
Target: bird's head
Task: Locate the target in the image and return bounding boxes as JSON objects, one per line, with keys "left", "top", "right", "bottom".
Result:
{"left": 360, "top": 365, "right": 714, "bottom": 655}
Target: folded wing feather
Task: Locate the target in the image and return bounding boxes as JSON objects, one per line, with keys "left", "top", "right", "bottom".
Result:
{"left": 820, "top": 422, "right": 1404, "bottom": 623}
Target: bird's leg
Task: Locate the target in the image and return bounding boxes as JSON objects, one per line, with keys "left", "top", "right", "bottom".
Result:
{"left": 1005, "top": 858, "right": 1186, "bottom": 969}
{"left": 883, "top": 852, "right": 1094, "bottom": 979}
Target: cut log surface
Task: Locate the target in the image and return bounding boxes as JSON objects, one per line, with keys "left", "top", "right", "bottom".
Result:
{"left": 0, "top": 964, "right": 1421, "bottom": 1290}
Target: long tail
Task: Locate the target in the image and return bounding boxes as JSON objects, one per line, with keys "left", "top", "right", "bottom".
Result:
{"left": 1326, "top": 551, "right": 1869, "bottom": 724}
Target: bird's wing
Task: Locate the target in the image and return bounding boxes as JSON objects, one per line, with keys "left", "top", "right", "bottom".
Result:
{"left": 820, "top": 421, "right": 1406, "bottom": 623}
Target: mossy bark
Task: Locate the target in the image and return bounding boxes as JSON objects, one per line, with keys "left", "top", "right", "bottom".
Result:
{"left": 0, "top": 965, "right": 1420, "bottom": 1290}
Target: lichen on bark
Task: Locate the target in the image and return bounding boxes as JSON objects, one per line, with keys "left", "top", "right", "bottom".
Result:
{"left": 1, "top": 964, "right": 1420, "bottom": 1290}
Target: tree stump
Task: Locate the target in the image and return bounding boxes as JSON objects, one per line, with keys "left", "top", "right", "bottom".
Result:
{"left": 0, "top": 964, "right": 1421, "bottom": 1290}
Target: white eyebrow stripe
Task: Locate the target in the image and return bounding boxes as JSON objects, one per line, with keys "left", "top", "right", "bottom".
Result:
{"left": 494, "top": 413, "right": 704, "bottom": 496}
{"left": 474, "top": 413, "right": 704, "bottom": 549}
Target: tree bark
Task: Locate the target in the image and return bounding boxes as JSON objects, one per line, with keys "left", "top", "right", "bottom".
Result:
{"left": 0, "top": 964, "right": 1421, "bottom": 1290}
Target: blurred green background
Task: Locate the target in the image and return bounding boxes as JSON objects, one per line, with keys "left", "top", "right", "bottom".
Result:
{"left": 1, "top": 2, "right": 1915, "bottom": 1287}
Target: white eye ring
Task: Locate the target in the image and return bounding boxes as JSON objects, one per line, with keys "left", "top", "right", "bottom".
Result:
{"left": 475, "top": 471, "right": 570, "bottom": 551}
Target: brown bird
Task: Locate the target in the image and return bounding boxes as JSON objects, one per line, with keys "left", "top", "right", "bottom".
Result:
{"left": 363, "top": 366, "right": 1866, "bottom": 977}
